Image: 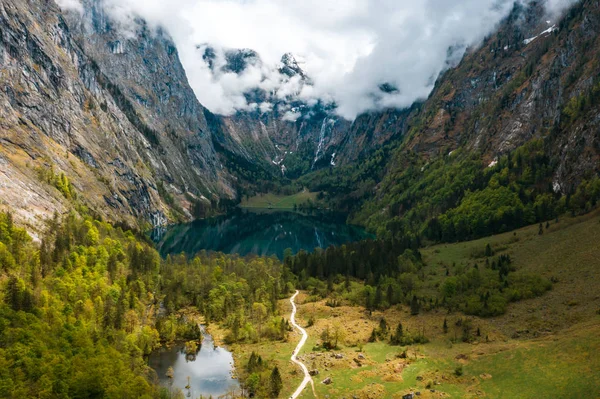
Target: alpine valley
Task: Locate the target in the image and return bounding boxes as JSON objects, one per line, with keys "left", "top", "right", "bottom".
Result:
{"left": 0, "top": 0, "right": 599, "bottom": 398}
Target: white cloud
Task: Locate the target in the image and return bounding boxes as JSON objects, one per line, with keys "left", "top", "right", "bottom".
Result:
{"left": 78, "top": 0, "right": 579, "bottom": 119}
{"left": 55, "top": 0, "right": 83, "bottom": 14}
{"left": 545, "top": 0, "right": 579, "bottom": 15}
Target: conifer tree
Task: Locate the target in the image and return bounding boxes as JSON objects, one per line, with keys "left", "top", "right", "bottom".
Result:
{"left": 269, "top": 366, "right": 283, "bottom": 398}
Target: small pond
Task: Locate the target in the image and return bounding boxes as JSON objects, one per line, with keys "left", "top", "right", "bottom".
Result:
{"left": 149, "top": 327, "right": 239, "bottom": 397}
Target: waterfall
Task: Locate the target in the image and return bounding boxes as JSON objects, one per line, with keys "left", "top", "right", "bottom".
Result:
{"left": 312, "top": 118, "right": 330, "bottom": 170}
{"left": 314, "top": 228, "right": 323, "bottom": 249}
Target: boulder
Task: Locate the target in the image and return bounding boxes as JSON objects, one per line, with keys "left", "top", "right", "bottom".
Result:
{"left": 322, "top": 377, "right": 332, "bottom": 385}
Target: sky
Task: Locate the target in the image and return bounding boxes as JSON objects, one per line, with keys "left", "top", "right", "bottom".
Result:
{"left": 57, "top": 0, "right": 579, "bottom": 120}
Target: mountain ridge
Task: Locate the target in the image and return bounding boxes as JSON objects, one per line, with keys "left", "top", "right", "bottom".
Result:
{"left": 2, "top": 0, "right": 599, "bottom": 235}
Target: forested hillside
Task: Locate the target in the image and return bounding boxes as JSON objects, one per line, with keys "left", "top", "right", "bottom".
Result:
{"left": 0, "top": 211, "right": 291, "bottom": 397}
{"left": 300, "top": 0, "right": 600, "bottom": 244}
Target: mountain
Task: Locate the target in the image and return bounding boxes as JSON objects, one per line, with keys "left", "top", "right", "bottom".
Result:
{"left": 0, "top": 0, "right": 235, "bottom": 230}
{"left": 401, "top": 0, "right": 599, "bottom": 187}
{"left": 317, "top": 0, "right": 600, "bottom": 240}
{"left": 2, "top": 0, "right": 599, "bottom": 234}
{"left": 204, "top": 49, "right": 354, "bottom": 180}
{"left": 66, "top": 0, "right": 236, "bottom": 199}
{"left": 0, "top": 0, "right": 379, "bottom": 231}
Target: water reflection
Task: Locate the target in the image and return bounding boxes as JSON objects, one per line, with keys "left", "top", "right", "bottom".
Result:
{"left": 149, "top": 327, "right": 239, "bottom": 398}
{"left": 153, "top": 209, "right": 372, "bottom": 259}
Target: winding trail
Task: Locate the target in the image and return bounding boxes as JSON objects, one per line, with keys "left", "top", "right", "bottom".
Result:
{"left": 289, "top": 290, "right": 316, "bottom": 399}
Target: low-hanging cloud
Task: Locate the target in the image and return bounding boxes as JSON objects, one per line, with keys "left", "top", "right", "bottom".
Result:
{"left": 57, "top": 0, "right": 580, "bottom": 120}
{"left": 55, "top": 0, "right": 84, "bottom": 14}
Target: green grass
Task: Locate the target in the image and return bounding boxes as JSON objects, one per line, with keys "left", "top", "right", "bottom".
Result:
{"left": 229, "top": 211, "right": 600, "bottom": 398}
{"left": 296, "top": 340, "right": 473, "bottom": 399}
{"left": 239, "top": 191, "right": 319, "bottom": 209}
{"left": 422, "top": 210, "right": 600, "bottom": 333}
{"left": 464, "top": 322, "right": 600, "bottom": 398}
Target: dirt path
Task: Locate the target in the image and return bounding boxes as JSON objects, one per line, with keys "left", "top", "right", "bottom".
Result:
{"left": 289, "top": 291, "right": 316, "bottom": 399}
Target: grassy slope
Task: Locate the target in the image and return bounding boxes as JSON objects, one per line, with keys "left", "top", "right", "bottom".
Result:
{"left": 239, "top": 191, "right": 319, "bottom": 209}
{"left": 234, "top": 211, "right": 600, "bottom": 398}
{"left": 422, "top": 210, "right": 600, "bottom": 337}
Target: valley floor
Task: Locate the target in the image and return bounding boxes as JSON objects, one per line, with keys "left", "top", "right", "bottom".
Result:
{"left": 239, "top": 191, "right": 319, "bottom": 209}
{"left": 223, "top": 211, "right": 600, "bottom": 398}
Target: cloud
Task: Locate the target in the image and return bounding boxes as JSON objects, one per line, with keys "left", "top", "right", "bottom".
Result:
{"left": 55, "top": 0, "right": 83, "bottom": 14}
{"left": 544, "top": 0, "right": 580, "bottom": 15}
{"left": 70, "top": 0, "right": 580, "bottom": 119}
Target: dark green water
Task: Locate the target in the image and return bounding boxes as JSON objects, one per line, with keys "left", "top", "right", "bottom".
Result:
{"left": 152, "top": 209, "right": 372, "bottom": 259}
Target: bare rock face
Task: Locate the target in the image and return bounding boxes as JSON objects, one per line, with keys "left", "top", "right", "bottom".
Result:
{"left": 65, "top": 0, "right": 234, "bottom": 199}
{"left": 213, "top": 101, "right": 353, "bottom": 179}
{"left": 0, "top": 0, "right": 161, "bottom": 227}
{"left": 0, "top": 0, "right": 234, "bottom": 228}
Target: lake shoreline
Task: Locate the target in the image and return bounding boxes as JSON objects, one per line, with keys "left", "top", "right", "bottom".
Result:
{"left": 152, "top": 208, "right": 373, "bottom": 260}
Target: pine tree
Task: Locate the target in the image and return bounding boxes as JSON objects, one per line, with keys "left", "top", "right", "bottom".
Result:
{"left": 327, "top": 274, "right": 334, "bottom": 293}
{"left": 374, "top": 285, "right": 383, "bottom": 309}
{"left": 485, "top": 243, "right": 493, "bottom": 257}
{"left": 5, "top": 275, "right": 21, "bottom": 311}
{"left": 369, "top": 328, "right": 377, "bottom": 342}
{"left": 379, "top": 317, "right": 387, "bottom": 333}
{"left": 269, "top": 366, "right": 283, "bottom": 398}
{"left": 247, "top": 352, "right": 257, "bottom": 372}
{"left": 365, "top": 290, "right": 372, "bottom": 311}
{"left": 387, "top": 284, "right": 395, "bottom": 305}
{"left": 410, "top": 295, "right": 420, "bottom": 315}
{"left": 391, "top": 322, "right": 404, "bottom": 345}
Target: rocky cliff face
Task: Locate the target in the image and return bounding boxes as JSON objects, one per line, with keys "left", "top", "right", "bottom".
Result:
{"left": 0, "top": 0, "right": 233, "bottom": 229}
{"left": 66, "top": 0, "right": 234, "bottom": 199}
{"left": 213, "top": 102, "right": 352, "bottom": 179}
{"left": 207, "top": 51, "right": 354, "bottom": 179}
{"left": 2, "top": 0, "right": 597, "bottom": 230}
{"left": 390, "top": 0, "right": 600, "bottom": 192}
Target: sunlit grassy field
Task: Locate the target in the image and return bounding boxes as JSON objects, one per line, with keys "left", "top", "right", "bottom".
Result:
{"left": 220, "top": 211, "right": 600, "bottom": 398}
{"left": 239, "top": 191, "right": 319, "bottom": 209}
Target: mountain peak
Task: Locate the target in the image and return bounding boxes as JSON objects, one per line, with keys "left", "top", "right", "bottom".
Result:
{"left": 279, "top": 52, "right": 306, "bottom": 79}
{"left": 223, "top": 48, "right": 261, "bottom": 74}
